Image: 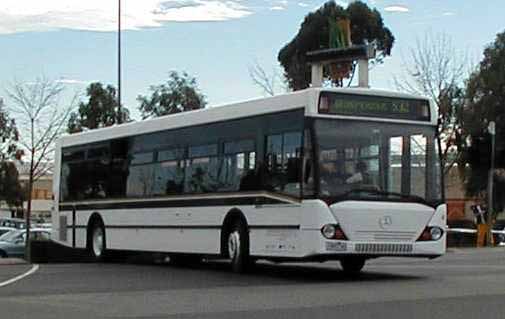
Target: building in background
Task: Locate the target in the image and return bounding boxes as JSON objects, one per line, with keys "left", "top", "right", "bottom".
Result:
{"left": 0, "top": 163, "right": 53, "bottom": 221}
{"left": 18, "top": 163, "right": 53, "bottom": 222}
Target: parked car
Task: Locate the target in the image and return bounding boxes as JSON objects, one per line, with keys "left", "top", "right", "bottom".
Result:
{"left": 0, "top": 227, "right": 16, "bottom": 237}
{"left": 492, "top": 220, "right": 505, "bottom": 245}
{"left": 0, "top": 228, "right": 51, "bottom": 258}
{"left": 32, "top": 223, "right": 52, "bottom": 229}
{"left": 0, "top": 218, "right": 26, "bottom": 229}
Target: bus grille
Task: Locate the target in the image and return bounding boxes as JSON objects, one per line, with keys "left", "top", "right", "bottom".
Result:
{"left": 353, "top": 231, "right": 416, "bottom": 242}
{"left": 355, "top": 243, "right": 413, "bottom": 254}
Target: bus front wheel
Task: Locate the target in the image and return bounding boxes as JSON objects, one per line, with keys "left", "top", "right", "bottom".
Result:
{"left": 89, "top": 222, "right": 106, "bottom": 262}
{"left": 227, "top": 221, "right": 251, "bottom": 273}
{"left": 340, "top": 257, "right": 366, "bottom": 275}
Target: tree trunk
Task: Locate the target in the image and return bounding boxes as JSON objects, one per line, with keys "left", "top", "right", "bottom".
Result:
{"left": 25, "top": 121, "right": 35, "bottom": 262}
{"left": 25, "top": 168, "right": 33, "bottom": 262}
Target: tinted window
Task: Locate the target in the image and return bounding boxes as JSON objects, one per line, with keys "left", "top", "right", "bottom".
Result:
{"left": 108, "top": 139, "right": 129, "bottom": 198}
{"left": 185, "top": 145, "right": 220, "bottom": 193}
{"left": 61, "top": 143, "right": 112, "bottom": 201}
{"left": 220, "top": 140, "right": 256, "bottom": 192}
{"left": 189, "top": 144, "right": 218, "bottom": 158}
{"left": 302, "top": 128, "right": 315, "bottom": 196}
{"left": 158, "top": 148, "right": 184, "bottom": 162}
{"left": 154, "top": 148, "right": 185, "bottom": 195}
{"left": 131, "top": 152, "right": 154, "bottom": 165}
{"left": 60, "top": 109, "right": 305, "bottom": 200}
{"left": 265, "top": 132, "right": 302, "bottom": 196}
{"left": 87, "top": 146, "right": 109, "bottom": 160}
{"left": 127, "top": 164, "right": 156, "bottom": 197}
{"left": 62, "top": 149, "right": 85, "bottom": 162}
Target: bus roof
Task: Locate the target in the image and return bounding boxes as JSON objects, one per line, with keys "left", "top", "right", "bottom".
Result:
{"left": 58, "top": 87, "right": 433, "bottom": 148}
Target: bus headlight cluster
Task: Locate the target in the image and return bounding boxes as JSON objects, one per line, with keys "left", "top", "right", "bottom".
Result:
{"left": 430, "top": 227, "right": 444, "bottom": 241}
{"left": 321, "top": 224, "right": 336, "bottom": 239}
{"left": 321, "top": 224, "right": 348, "bottom": 240}
{"left": 417, "top": 226, "right": 444, "bottom": 241}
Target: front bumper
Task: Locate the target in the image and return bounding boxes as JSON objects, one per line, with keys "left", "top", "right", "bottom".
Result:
{"left": 301, "top": 229, "right": 446, "bottom": 259}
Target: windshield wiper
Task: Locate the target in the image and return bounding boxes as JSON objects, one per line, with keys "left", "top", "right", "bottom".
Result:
{"left": 338, "top": 188, "right": 430, "bottom": 205}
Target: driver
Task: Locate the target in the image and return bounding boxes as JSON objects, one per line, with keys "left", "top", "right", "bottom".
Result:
{"left": 346, "top": 161, "right": 371, "bottom": 185}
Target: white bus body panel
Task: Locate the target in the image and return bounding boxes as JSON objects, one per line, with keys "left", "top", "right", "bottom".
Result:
{"left": 53, "top": 200, "right": 445, "bottom": 259}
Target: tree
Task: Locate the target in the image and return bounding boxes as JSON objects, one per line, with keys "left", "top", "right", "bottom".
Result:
{"left": 67, "top": 82, "right": 130, "bottom": 133}
{"left": 278, "top": 1, "right": 394, "bottom": 90}
{"left": 394, "top": 33, "right": 468, "bottom": 177}
{"left": 0, "top": 99, "right": 23, "bottom": 214}
{"left": 7, "top": 77, "right": 75, "bottom": 259}
{"left": 0, "top": 98, "right": 20, "bottom": 161}
{"left": 0, "top": 162, "right": 24, "bottom": 215}
{"left": 459, "top": 30, "right": 505, "bottom": 230}
{"left": 248, "top": 61, "right": 287, "bottom": 96}
{"left": 137, "top": 71, "right": 207, "bottom": 119}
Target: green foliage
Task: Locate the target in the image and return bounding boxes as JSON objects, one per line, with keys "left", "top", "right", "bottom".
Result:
{"left": 0, "top": 162, "right": 24, "bottom": 209}
{"left": 0, "top": 99, "right": 20, "bottom": 161}
{"left": 137, "top": 71, "right": 207, "bottom": 119}
{"left": 68, "top": 82, "right": 130, "bottom": 133}
{"left": 460, "top": 30, "right": 505, "bottom": 210}
{"left": 278, "top": 1, "right": 394, "bottom": 90}
{"left": 0, "top": 101, "right": 22, "bottom": 209}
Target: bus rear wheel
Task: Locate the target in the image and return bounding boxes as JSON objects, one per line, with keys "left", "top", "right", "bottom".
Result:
{"left": 340, "top": 257, "right": 366, "bottom": 275}
{"left": 89, "top": 222, "right": 106, "bottom": 262}
{"left": 227, "top": 221, "right": 251, "bottom": 273}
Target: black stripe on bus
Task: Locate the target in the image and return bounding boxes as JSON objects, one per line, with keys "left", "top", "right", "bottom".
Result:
{"left": 59, "top": 195, "right": 294, "bottom": 212}
{"left": 67, "top": 224, "right": 300, "bottom": 230}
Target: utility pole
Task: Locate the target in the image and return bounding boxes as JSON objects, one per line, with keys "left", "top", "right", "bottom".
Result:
{"left": 487, "top": 121, "right": 496, "bottom": 245}
{"left": 117, "top": 0, "right": 122, "bottom": 124}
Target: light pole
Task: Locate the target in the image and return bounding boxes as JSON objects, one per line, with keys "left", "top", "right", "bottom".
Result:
{"left": 487, "top": 120, "right": 496, "bottom": 245}
{"left": 117, "top": 0, "right": 122, "bottom": 124}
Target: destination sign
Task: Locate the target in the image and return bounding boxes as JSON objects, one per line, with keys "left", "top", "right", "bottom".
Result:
{"left": 318, "top": 92, "right": 431, "bottom": 122}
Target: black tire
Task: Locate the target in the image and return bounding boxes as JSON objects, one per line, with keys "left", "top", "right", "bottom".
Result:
{"left": 340, "top": 258, "right": 366, "bottom": 275}
{"left": 88, "top": 221, "right": 107, "bottom": 262}
{"left": 0, "top": 250, "right": 6, "bottom": 258}
{"left": 227, "top": 220, "right": 251, "bottom": 273}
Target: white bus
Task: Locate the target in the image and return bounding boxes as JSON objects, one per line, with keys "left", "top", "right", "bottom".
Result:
{"left": 51, "top": 87, "right": 446, "bottom": 273}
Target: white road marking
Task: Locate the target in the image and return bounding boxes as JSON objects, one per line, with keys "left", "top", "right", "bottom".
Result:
{"left": 0, "top": 264, "right": 39, "bottom": 288}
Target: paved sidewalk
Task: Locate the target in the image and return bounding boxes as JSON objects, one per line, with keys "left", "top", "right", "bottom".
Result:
{"left": 0, "top": 258, "right": 27, "bottom": 266}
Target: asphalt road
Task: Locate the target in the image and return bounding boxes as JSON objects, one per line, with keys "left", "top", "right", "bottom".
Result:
{"left": 1, "top": 248, "right": 505, "bottom": 319}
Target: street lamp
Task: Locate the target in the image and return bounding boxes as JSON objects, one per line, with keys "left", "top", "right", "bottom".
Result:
{"left": 487, "top": 120, "right": 496, "bottom": 245}
{"left": 117, "top": 0, "right": 122, "bottom": 124}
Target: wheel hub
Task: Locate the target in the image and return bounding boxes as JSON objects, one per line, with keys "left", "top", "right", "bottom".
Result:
{"left": 92, "top": 227, "right": 104, "bottom": 257}
{"left": 228, "top": 231, "right": 240, "bottom": 259}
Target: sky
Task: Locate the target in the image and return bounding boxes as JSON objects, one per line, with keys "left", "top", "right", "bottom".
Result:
{"left": 0, "top": 0, "right": 504, "bottom": 120}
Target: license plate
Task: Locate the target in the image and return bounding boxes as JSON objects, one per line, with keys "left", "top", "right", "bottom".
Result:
{"left": 325, "top": 241, "right": 347, "bottom": 252}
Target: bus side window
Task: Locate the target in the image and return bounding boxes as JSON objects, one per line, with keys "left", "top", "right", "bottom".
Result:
{"left": 109, "top": 138, "right": 129, "bottom": 198}
{"left": 221, "top": 139, "right": 256, "bottom": 192}
{"left": 155, "top": 148, "right": 185, "bottom": 195}
{"left": 185, "top": 144, "right": 219, "bottom": 194}
{"left": 303, "top": 128, "right": 315, "bottom": 196}
{"left": 264, "top": 132, "right": 302, "bottom": 196}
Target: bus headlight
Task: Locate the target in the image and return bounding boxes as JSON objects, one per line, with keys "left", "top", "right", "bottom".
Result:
{"left": 321, "top": 224, "right": 348, "bottom": 240}
{"left": 321, "top": 224, "right": 336, "bottom": 239}
{"left": 430, "top": 227, "right": 444, "bottom": 240}
{"left": 417, "top": 226, "right": 444, "bottom": 241}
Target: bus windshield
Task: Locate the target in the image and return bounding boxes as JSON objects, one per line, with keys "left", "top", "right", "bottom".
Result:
{"left": 313, "top": 119, "right": 441, "bottom": 206}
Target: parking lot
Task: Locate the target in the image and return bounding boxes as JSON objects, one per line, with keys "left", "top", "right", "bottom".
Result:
{"left": 0, "top": 248, "right": 505, "bottom": 318}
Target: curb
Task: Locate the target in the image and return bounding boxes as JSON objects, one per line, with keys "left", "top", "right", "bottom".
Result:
{"left": 0, "top": 258, "right": 28, "bottom": 266}
{"left": 447, "top": 247, "right": 505, "bottom": 254}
